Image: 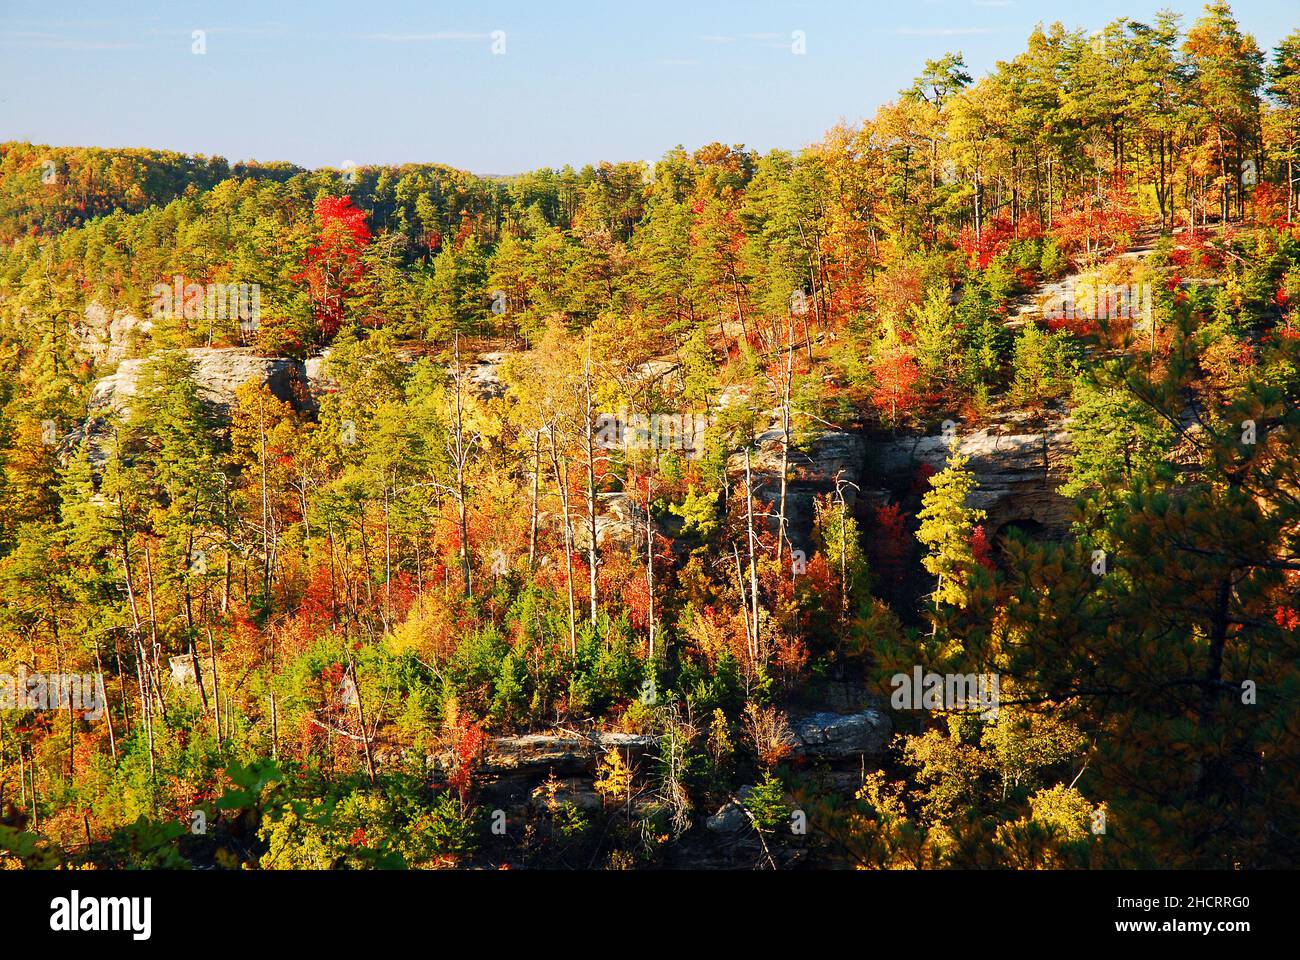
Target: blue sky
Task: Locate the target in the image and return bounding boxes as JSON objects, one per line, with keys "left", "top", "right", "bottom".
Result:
{"left": 2, "top": 1, "right": 1296, "bottom": 175}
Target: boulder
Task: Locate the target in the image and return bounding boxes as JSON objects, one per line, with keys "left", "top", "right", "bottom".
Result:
{"left": 705, "top": 785, "right": 758, "bottom": 834}
{"left": 632, "top": 358, "right": 681, "bottom": 393}
{"left": 717, "top": 383, "right": 751, "bottom": 410}
{"left": 167, "top": 654, "right": 214, "bottom": 692}
{"left": 789, "top": 707, "right": 892, "bottom": 760}
{"left": 706, "top": 801, "right": 749, "bottom": 833}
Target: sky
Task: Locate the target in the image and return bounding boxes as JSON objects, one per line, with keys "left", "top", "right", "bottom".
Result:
{"left": 1, "top": 1, "right": 1296, "bottom": 176}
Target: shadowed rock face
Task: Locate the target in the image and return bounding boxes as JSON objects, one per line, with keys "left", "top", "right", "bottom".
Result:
{"left": 869, "top": 413, "right": 1075, "bottom": 535}
{"left": 466, "top": 704, "right": 892, "bottom": 781}
{"left": 89, "top": 347, "right": 311, "bottom": 417}
{"left": 789, "top": 707, "right": 892, "bottom": 760}
{"left": 728, "top": 430, "right": 867, "bottom": 552}
{"left": 706, "top": 796, "right": 752, "bottom": 833}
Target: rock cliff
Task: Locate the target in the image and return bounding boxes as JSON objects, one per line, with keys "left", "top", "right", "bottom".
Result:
{"left": 89, "top": 347, "right": 311, "bottom": 417}
{"left": 868, "top": 412, "right": 1075, "bottom": 535}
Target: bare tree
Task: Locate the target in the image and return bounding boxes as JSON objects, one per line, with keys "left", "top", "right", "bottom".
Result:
{"left": 744, "top": 448, "right": 760, "bottom": 660}
{"left": 582, "top": 334, "right": 600, "bottom": 631}
{"left": 545, "top": 427, "right": 578, "bottom": 656}
{"left": 645, "top": 476, "right": 656, "bottom": 658}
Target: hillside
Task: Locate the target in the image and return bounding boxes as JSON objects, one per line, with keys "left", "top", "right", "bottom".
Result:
{"left": 1, "top": 4, "right": 1299, "bottom": 871}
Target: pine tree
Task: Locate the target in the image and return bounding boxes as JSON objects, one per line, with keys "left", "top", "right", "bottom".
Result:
{"left": 916, "top": 451, "right": 987, "bottom": 610}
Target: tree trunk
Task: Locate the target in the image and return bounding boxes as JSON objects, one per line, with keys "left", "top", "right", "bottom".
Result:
{"left": 207, "top": 626, "right": 222, "bottom": 748}
{"left": 94, "top": 640, "right": 116, "bottom": 761}
{"left": 548, "top": 432, "right": 577, "bottom": 655}
{"left": 528, "top": 429, "right": 540, "bottom": 567}
{"left": 775, "top": 332, "right": 794, "bottom": 569}
{"left": 452, "top": 334, "right": 473, "bottom": 597}
{"left": 645, "top": 476, "right": 655, "bottom": 659}
{"left": 348, "top": 653, "right": 377, "bottom": 785}
{"left": 744, "top": 448, "right": 760, "bottom": 660}
{"left": 259, "top": 391, "right": 271, "bottom": 601}
{"left": 583, "top": 336, "right": 600, "bottom": 633}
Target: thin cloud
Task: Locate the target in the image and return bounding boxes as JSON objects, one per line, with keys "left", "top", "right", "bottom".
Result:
{"left": 697, "top": 32, "right": 796, "bottom": 48}
{"left": 148, "top": 26, "right": 288, "bottom": 37}
{"left": 896, "top": 27, "right": 995, "bottom": 36}
{"left": 0, "top": 31, "right": 139, "bottom": 50}
{"left": 358, "top": 31, "right": 492, "bottom": 43}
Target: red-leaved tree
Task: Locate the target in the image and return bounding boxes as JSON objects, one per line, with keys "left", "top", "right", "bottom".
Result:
{"left": 297, "top": 196, "right": 372, "bottom": 340}
{"left": 870, "top": 341, "right": 922, "bottom": 427}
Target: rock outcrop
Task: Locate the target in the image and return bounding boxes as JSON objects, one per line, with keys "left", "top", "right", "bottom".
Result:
{"left": 529, "top": 778, "right": 603, "bottom": 814}
{"left": 728, "top": 429, "right": 866, "bottom": 552}
{"left": 302, "top": 348, "right": 505, "bottom": 403}
{"left": 477, "top": 730, "right": 655, "bottom": 776}
{"left": 468, "top": 707, "right": 890, "bottom": 782}
{"left": 789, "top": 707, "right": 892, "bottom": 760}
{"left": 467, "top": 352, "right": 507, "bottom": 400}
{"left": 167, "top": 654, "right": 214, "bottom": 692}
{"left": 90, "top": 347, "right": 311, "bottom": 417}
{"left": 571, "top": 492, "right": 646, "bottom": 555}
{"left": 868, "top": 412, "right": 1074, "bottom": 535}
{"left": 303, "top": 350, "right": 333, "bottom": 397}
{"left": 76, "top": 302, "right": 153, "bottom": 363}
{"left": 706, "top": 786, "right": 755, "bottom": 833}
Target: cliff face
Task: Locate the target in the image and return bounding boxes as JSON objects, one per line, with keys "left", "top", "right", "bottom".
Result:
{"left": 75, "top": 348, "right": 313, "bottom": 469}
{"left": 721, "top": 411, "right": 1074, "bottom": 555}
{"left": 728, "top": 429, "right": 866, "bottom": 553}
{"left": 71, "top": 345, "right": 1072, "bottom": 864}
{"left": 460, "top": 704, "right": 892, "bottom": 781}
{"left": 867, "top": 412, "right": 1075, "bottom": 536}
{"left": 455, "top": 705, "right": 892, "bottom": 859}
{"left": 83, "top": 340, "right": 1075, "bottom": 544}
{"left": 89, "top": 347, "right": 312, "bottom": 417}
{"left": 75, "top": 302, "right": 153, "bottom": 364}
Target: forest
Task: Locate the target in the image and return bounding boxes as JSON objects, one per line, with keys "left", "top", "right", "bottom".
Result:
{"left": 0, "top": 2, "right": 1298, "bottom": 870}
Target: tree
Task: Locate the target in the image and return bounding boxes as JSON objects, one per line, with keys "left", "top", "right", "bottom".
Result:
{"left": 427, "top": 237, "right": 489, "bottom": 339}
{"left": 297, "top": 195, "right": 372, "bottom": 341}
{"left": 814, "top": 484, "right": 868, "bottom": 616}
{"left": 1184, "top": 1, "right": 1265, "bottom": 223}
{"left": 1268, "top": 30, "right": 1300, "bottom": 221}
{"left": 1010, "top": 321, "right": 1073, "bottom": 407}
{"left": 870, "top": 333, "right": 922, "bottom": 428}
{"left": 916, "top": 451, "right": 986, "bottom": 611}
{"left": 910, "top": 287, "right": 962, "bottom": 396}
{"left": 2, "top": 416, "right": 59, "bottom": 523}
{"left": 1060, "top": 375, "right": 1175, "bottom": 502}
